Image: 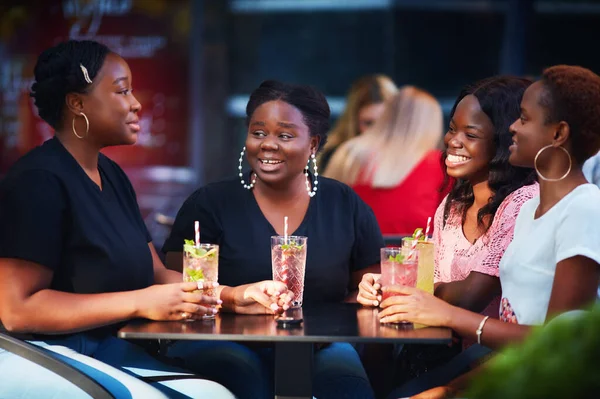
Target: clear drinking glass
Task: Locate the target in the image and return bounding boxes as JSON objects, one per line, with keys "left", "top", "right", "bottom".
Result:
{"left": 380, "top": 247, "right": 419, "bottom": 309}
{"left": 183, "top": 243, "right": 219, "bottom": 320}
{"left": 271, "top": 236, "right": 308, "bottom": 308}
{"left": 402, "top": 238, "right": 435, "bottom": 294}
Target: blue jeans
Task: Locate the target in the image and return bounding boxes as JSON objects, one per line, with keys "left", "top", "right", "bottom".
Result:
{"left": 166, "top": 341, "right": 374, "bottom": 399}
{"left": 0, "top": 334, "right": 234, "bottom": 399}
{"left": 386, "top": 344, "right": 492, "bottom": 399}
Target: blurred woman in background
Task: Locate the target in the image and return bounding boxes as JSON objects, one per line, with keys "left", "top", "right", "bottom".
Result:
{"left": 319, "top": 74, "right": 398, "bottom": 171}
{"left": 325, "top": 85, "right": 446, "bottom": 235}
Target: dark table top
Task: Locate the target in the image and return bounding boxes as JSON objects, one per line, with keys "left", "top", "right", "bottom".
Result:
{"left": 118, "top": 303, "right": 452, "bottom": 344}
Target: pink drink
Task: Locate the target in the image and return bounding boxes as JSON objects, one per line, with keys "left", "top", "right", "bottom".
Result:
{"left": 380, "top": 247, "right": 418, "bottom": 302}
{"left": 271, "top": 236, "right": 307, "bottom": 308}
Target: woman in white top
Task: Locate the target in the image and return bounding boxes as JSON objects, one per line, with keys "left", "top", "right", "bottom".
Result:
{"left": 378, "top": 65, "right": 600, "bottom": 398}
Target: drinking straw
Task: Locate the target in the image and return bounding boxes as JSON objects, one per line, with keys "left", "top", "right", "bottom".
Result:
{"left": 407, "top": 229, "right": 423, "bottom": 261}
{"left": 424, "top": 216, "right": 432, "bottom": 242}
{"left": 194, "top": 221, "right": 200, "bottom": 247}
{"left": 282, "top": 216, "right": 289, "bottom": 286}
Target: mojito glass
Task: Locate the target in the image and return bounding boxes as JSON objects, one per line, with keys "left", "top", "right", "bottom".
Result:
{"left": 271, "top": 236, "right": 307, "bottom": 308}
{"left": 183, "top": 241, "right": 219, "bottom": 320}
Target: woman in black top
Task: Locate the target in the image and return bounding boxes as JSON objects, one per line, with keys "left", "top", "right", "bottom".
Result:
{"left": 163, "top": 80, "right": 384, "bottom": 399}
{"left": 0, "top": 40, "right": 234, "bottom": 398}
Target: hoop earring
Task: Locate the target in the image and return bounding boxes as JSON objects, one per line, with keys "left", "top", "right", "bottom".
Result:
{"left": 72, "top": 112, "right": 89, "bottom": 139}
{"left": 534, "top": 145, "right": 572, "bottom": 182}
{"left": 239, "top": 146, "right": 257, "bottom": 189}
{"left": 304, "top": 153, "right": 318, "bottom": 197}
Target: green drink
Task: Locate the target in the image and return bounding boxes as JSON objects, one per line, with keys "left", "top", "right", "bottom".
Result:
{"left": 402, "top": 238, "right": 434, "bottom": 294}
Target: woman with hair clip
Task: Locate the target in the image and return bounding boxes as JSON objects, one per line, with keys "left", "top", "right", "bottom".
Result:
{"left": 380, "top": 65, "right": 600, "bottom": 399}
{"left": 0, "top": 40, "right": 235, "bottom": 398}
{"left": 324, "top": 85, "right": 446, "bottom": 235}
{"left": 319, "top": 74, "right": 398, "bottom": 171}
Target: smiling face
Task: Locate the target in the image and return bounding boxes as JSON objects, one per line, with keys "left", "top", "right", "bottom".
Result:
{"left": 79, "top": 53, "right": 142, "bottom": 146}
{"left": 444, "top": 94, "right": 496, "bottom": 183}
{"left": 245, "top": 100, "right": 319, "bottom": 187}
{"left": 508, "top": 81, "right": 557, "bottom": 168}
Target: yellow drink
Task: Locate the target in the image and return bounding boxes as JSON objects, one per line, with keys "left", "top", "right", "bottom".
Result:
{"left": 402, "top": 238, "right": 434, "bottom": 294}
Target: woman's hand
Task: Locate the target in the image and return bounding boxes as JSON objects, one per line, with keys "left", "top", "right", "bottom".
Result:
{"left": 228, "top": 280, "right": 294, "bottom": 315}
{"left": 409, "top": 386, "right": 455, "bottom": 399}
{"left": 135, "top": 281, "right": 221, "bottom": 321}
{"left": 357, "top": 273, "right": 382, "bottom": 307}
{"left": 378, "top": 285, "right": 455, "bottom": 326}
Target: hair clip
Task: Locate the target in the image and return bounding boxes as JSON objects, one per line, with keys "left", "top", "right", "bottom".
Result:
{"left": 80, "top": 64, "right": 92, "bottom": 84}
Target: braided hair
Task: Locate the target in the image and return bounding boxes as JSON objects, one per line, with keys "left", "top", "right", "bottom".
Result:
{"left": 30, "top": 40, "right": 110, "bottom": 129}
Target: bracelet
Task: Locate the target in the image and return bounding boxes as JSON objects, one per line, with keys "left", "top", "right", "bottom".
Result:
{"left": 476, "top": 315, "right": 490, "bottom": 345}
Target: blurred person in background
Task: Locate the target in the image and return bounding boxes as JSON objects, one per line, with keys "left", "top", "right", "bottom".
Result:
{"left": 583, "top": 150, "right": 600, "bottom": 187}
{"left": 325, "top": 85, "right": 446, "bottom": 235}
{"left": 319, "top": 74, "right": 398, "bottom": 171}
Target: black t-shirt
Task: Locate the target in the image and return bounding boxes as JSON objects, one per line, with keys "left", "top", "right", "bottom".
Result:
{"left": 0, "top": 137, "right": 153, "bottom": 297}
{"left": 163, "top": 175, "right": 384, "bottom": 304}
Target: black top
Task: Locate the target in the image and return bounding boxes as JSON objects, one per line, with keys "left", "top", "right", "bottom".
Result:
{"left": 163, "top": 174, "right": 384, "bottom": 304}
{"left": 0, "top": 137, "right": 153, "bottom": 301}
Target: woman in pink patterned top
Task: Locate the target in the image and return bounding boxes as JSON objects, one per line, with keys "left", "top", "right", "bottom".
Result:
{"left": 431, "top": 77, "right": 538, "bottom": 316}
{"left": 358, "top": 76, "right": 538, "bottom": 315}
{"left": 359, "top": 76, "right": 540, "bottom": 399}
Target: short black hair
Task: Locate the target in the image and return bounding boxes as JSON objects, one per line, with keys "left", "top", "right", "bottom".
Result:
{"left": 246, "top": 80, "right": 330, "bottom": 151}
{"left": 539, "top": 65, "right": 600, "bottom": 164}
{"left": 444, "top": 76, "right": 537, "bottom": 232}
{"left": 30, "top": 40, "right": 111, "bottom": 129}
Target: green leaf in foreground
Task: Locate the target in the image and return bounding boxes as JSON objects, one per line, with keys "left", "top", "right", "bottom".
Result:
{"left": 465, "top": 305, "right": 600, "bottom": 399}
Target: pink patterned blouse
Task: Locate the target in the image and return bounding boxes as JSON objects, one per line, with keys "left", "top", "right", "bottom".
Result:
{"left": 433, "top": 184, "right": 540, "bottom": 286}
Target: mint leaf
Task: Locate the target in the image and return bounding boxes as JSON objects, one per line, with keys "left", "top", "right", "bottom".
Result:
{"left": 185, "top": 267, "right": 205, "bottom": 281}
{"left": 184, "top": 239, "right": 217, "bottom": 259}
{"left": 388, "top": 253, "right": 405, "bottom": 263}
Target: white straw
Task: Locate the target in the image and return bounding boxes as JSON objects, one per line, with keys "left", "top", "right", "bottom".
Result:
{"left": 284, "top": 216, "right": 289, "bottom": 244}
{"left": 194, "top": 221, "right": 200, "bottom": 247}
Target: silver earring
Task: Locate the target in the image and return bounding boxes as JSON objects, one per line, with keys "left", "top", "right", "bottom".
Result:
{"left": 239, "top": 146, "right": 257, "bottom": 189}
{"left": 304, "top": 153, "right": 318, "bottom": 197}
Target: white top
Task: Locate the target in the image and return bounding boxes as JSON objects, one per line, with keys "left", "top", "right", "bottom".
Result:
{"left": 583, "top": 151, "right": 600, "bottom": 187}
{"left": 499, "top": 184, "right": 600, "bottom": 326}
